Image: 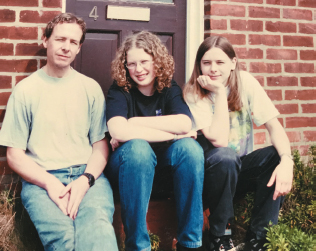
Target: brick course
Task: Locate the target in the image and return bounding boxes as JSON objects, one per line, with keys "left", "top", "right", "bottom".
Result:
{"left": 0, "top": 0, "right": 315, "bottom": 191}
{"left": 0, "top": 9, "right": 15, "bottom": 22}
{"left": 0, "top": 2, "right": 62, "bottom": 188}
{"left": 205, "top": 0, "right": 316, "bottom": 152}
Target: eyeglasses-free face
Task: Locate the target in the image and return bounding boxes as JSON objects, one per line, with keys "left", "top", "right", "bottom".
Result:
{"left": 126, "top": 47, "right": 156, "bottom": 96}
{"left": 43, "top": 22, "right": 82, "bottom": 77}
{"left": 200, "top": 47, "right": 236, "bottom": 87}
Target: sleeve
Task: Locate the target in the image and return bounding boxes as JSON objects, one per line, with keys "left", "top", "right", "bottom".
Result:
{"left": 186, "top": 96, "right": 214, "bottom": 131}
{"left": 242, "top": 71, "right": 280, "bottom": 126}
{"left": 88, "top": 84, "right": 108, "bottom": 144}
{"left": 106, "top": 82, "right": 129, "bottom": 123}
{"left": 0, "top": 92, "right": 30, "bottom": 149}
{"left": 165, "top": 80, "right": 192, "bottom": 118}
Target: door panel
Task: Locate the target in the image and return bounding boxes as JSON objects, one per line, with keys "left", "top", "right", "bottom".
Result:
{"left": 74, "top": 33, "right": 118, "bottom": 97}
{"left": 67, "top": 0, "right": 186, "bottom": 98}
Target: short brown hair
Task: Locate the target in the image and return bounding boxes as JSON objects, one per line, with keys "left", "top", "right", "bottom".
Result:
{"left": 111, "top": 31, "right": 175, "bottom": 93}
{"left": 44, "top": 13, "right": 86, "bottom": 44}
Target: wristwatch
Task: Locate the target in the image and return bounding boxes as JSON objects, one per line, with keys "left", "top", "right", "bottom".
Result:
{"left": 81, "top": 173, "right": 95, "bottom": 187}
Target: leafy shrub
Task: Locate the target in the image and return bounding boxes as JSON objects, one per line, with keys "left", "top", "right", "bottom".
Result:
{"left": 234, "top": 192, "right": 254, "bottom": 229}
{"left": 149, "top": 231, "right": 161, "bottom": 251}
{"left": 278, "top": 147, "right": 314, "bottom": 234}
{"left": 233, "top": 145, "right": 315, "bottom": 249}
{"left": 264, "top": 222, "right": 315, "bottom": 251}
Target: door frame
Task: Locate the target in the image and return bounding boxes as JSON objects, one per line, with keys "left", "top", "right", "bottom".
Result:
{"left": 62, "top": 0, "right": 204, "bottom": 83}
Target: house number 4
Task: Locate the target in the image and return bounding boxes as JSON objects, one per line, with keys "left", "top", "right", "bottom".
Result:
{"left": 89, "top": 6, "right": 99, "bottom": 21}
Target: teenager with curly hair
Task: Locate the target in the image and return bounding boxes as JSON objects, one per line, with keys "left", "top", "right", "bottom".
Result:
{"left": 106, "top": 31, "right": 204, "bottom": 251}
{"left": 183, "top": 36, "right": 293, "bottom": 251}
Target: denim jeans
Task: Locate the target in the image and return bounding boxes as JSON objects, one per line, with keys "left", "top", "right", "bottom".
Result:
{"left": 106, "top": 138, "right": 204, "bottom": 251}
{"left": 201, "top": 140, "right": 283, "bottom": 240}
{"left": 21, "top": 165, "right": 118, "bottom": 251}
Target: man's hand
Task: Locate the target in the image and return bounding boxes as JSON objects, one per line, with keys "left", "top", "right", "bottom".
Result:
{"left": 267, "top": 157, "right": 294, "bottom": 200}
{"left": 59, "top": 176, "right": 90, "bottom": 220}
{"left": 46, "top": 178, "right": 70, "bottom": 216}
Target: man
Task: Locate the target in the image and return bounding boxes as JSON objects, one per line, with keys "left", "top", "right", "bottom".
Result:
{"left": 0, "top": 13, "right": 118, "bottom": 251}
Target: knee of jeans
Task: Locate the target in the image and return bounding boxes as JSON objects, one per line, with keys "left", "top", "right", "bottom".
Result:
{"left": 174, "top": 138, "right": 204, "bottom": 161}
{"left": 173, "top": 138, "right": 204, "bottom": 176}
{"left": 40, "top": 226, "right": 75, "bottom": 251}
{"left": 122, "top": 139, "right": 156, "bottom": 170}
{"left": 124, "top": 139, "right": 154, "bottom": 160}
{"left": 205, "top": 147, "right": 240, "bottom": 174}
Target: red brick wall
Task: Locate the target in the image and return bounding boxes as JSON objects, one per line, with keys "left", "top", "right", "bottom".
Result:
{"left": 0, "top": 1, "right": 315, "bottom": 189}
{"left": 0, "top": 0, "right": 62, "bottom": 190}
{"left": 205, "top": 0, "right": 316, "bottom": 154}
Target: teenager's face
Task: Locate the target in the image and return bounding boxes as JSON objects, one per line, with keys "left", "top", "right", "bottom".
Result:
{"left": 126, "top": 47, "right": 156, "bottom": 93}
{"left": 200, "top": 47, "right": 236, "bottom": 86}
{"left": 43, "top": 23, "right": 82, "bottom": 72}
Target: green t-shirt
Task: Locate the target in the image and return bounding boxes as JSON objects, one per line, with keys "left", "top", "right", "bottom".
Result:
{"left": 0, "top": 69, "right": 107, "bottom": 170}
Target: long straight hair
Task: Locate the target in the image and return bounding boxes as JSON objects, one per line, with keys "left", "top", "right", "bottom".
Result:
{"left": 183, "top": 36, "right": 243, "bottom": 111}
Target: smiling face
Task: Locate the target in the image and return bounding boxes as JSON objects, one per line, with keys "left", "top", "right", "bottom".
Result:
{"left": 200, "top": 47, "right": 237, "bottom": 86}
{"left": 43, "top": 22, "right": 82, "bottom": 77}
{"left": 126, "top": 47, "right": 156, "bottom": 96}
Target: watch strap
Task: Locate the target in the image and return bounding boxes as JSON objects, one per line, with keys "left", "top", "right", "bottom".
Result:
{"left": 82, "top": 173, "right": 95, "bottom": 187}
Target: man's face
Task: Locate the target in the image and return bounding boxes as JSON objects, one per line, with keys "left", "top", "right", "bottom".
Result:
{"left": 43, "top": 22, "right": 82, "bottom": 71}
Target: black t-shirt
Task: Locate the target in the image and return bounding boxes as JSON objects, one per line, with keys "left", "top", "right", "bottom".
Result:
{"left": 106, "top": 80, "right": 192, "bottom": 122}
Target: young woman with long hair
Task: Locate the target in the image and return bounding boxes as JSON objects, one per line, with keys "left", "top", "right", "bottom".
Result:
{"left": 183, "top": 36, "right": 293, "bottom": 251}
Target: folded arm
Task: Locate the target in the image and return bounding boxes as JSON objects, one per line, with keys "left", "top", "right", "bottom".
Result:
{"left": 108, "top": 116, "right": 177, "bottom": 143}
{"left": 127, "top": 114, "right": 192, "bottom": 134}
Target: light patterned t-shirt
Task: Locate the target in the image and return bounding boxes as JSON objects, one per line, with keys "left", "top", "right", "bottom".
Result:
{"left": 187, "top": 71, "right": 279, "bottom": 156}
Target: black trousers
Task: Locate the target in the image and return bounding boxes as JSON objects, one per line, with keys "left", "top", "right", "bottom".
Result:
{"left": 198, "top": 135, "right": 283, "bottom": 239}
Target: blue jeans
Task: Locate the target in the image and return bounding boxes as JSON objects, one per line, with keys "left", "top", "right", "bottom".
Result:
{"left": 201, "top": 140, "right": 283, "bottom": 240}
{"left": 21, "top": 165, "right": 118, "bottom": 251}
{"left": 107, "top": 138, "right": 204, "bottom": 251}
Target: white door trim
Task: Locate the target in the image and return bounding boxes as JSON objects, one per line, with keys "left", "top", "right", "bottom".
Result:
{"left": 186, "top": 0, "right": 204, "bottom": 82}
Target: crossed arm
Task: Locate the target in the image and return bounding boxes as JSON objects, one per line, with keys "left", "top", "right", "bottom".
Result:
{"left": 108, "top": 114, "right": 197, "bottom": 151}
{"left": 7, "top": 138, "right": 110, "bottom": 220}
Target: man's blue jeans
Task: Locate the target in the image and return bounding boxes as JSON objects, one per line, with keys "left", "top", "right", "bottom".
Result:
{"left": 21, "top": 164, "right": 118, "bottom": 251}
{"left": 106, "top": 138, "right": 204, "bottom": 251}
{"left": 202, "top": 143, "right": 283, "bottom": 240}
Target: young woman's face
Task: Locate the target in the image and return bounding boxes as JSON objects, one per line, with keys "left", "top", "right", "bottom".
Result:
{"left": 126, "top": 47, "right": 156, "bottom": 94}
{"left": 200, "top": 47, "right": 236, "bottom": 86}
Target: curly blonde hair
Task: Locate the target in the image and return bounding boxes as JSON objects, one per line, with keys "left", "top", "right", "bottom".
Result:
{"left": 111, "top": 31, "right": 175, "bottom": 93}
